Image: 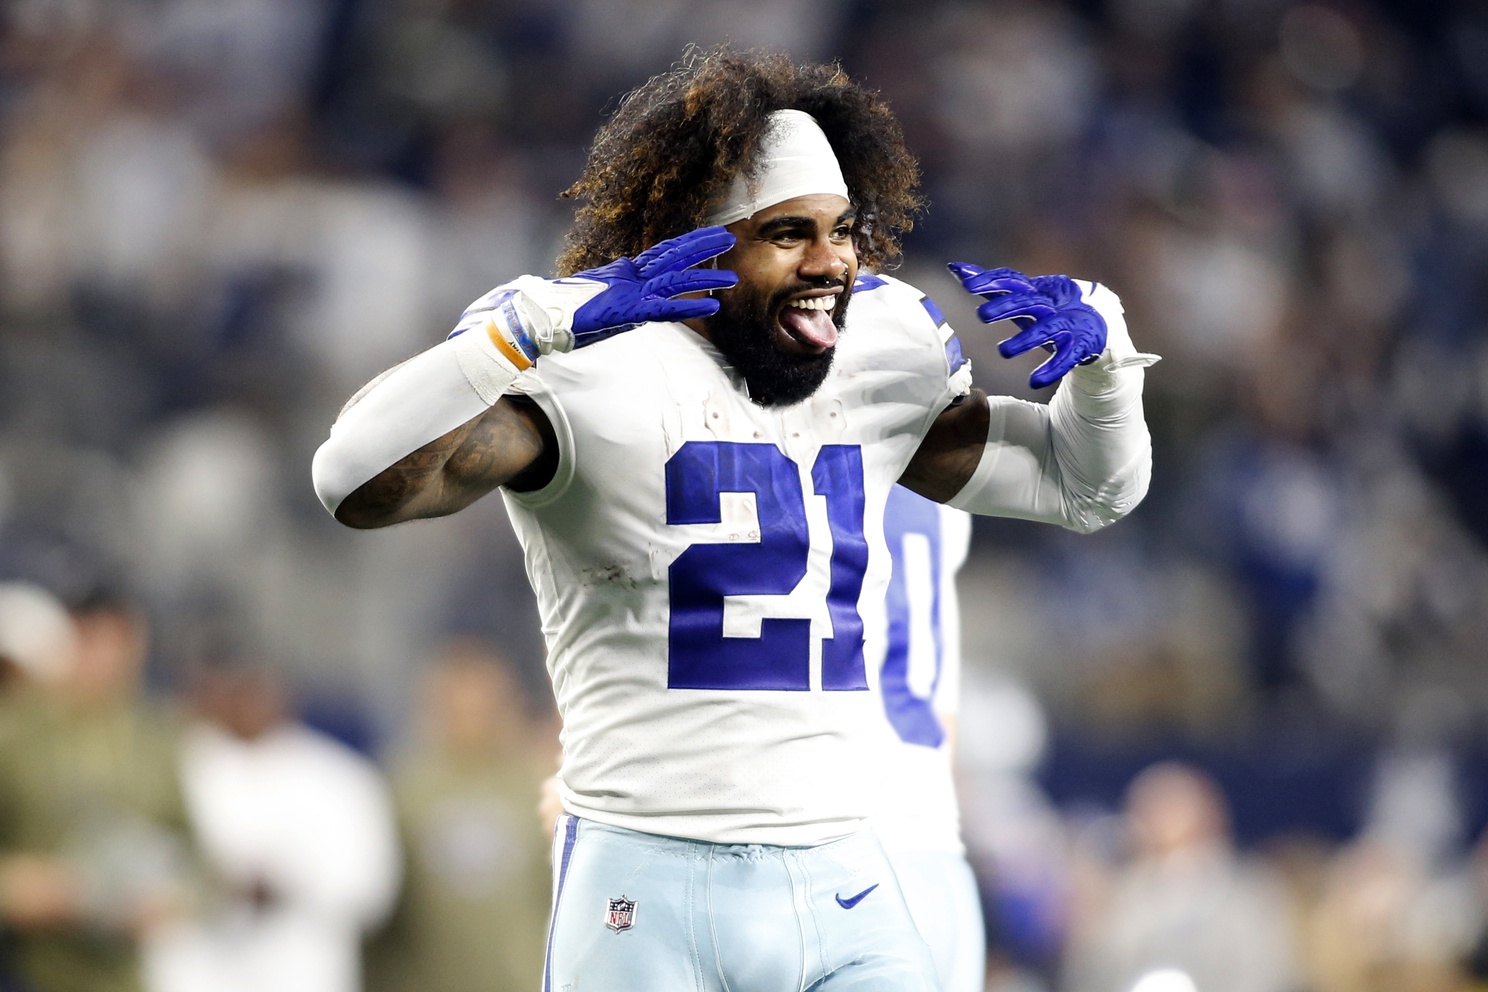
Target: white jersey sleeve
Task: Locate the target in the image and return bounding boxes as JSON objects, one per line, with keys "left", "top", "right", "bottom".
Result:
{"left": 499, "top": 274, "right": 967, "bottom": 846}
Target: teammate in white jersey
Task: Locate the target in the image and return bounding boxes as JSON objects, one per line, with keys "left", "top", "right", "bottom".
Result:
{"left": 311, "top": 48, "right": 1156, "bottom": 991}
{"left": 876, "top": 485, "right": 985, "bottom": 992}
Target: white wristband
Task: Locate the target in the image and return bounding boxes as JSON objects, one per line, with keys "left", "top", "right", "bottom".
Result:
{"left": 458, "top": 275, "right": 610, "bottom": 356}
{"left": 1071, "top": 280, "right": 1161, "bottom": 383}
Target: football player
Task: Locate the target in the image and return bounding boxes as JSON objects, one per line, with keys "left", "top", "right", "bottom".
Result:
{"left": 875, "top": 485, "right": 984, "bottom": 992}
{"left": 312, "top": 47, "right": 1156, "bottom": 991}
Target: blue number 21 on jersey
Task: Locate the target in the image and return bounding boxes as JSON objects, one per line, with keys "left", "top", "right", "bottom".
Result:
{"left": 665, "top": 441, "right": 868, "bottom": 692}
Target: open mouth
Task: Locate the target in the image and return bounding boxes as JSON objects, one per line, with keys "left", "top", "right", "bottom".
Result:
{"left": 777, "top": 293, "right": 840, "bottom": 350}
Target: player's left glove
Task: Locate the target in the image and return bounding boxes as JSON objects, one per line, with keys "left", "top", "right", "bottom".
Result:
{"left": 453, "top": 226, "right": 739, "bottom": 367}
{"left": 947, "top": 262, "right": 1109, "bottom": 389}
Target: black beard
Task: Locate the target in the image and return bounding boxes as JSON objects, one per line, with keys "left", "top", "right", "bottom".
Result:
{"left": 705, "top": 283, "right": 850, "bottom": 408}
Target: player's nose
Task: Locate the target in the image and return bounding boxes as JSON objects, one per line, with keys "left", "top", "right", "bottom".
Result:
{"left": 800, "top": 237, "right": 850, "bottom": 281}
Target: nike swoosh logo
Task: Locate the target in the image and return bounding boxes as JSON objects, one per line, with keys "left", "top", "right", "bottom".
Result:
{"left": 835, "top": 884, "right": 879, "bottom": 909}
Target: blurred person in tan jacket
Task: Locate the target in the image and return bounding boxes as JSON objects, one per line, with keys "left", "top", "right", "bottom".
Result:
{"left": 365, "top": 639, "right": 555, "bottom": 992}
{"left": 0, "top": 584, "right": 194, "bottom": 992}
{"left": 1061, "top": 761, "right": 1299, "bottom": 992}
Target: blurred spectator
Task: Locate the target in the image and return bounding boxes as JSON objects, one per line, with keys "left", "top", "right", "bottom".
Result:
{"left": 1303, "top": 836, "right": 1473, "bottom": 992}
{"left": 1061, "top": 760, "right": 1298, "bottom": 992}
{"left": 146, "top": 659, "right": 399, "bottom": 992}
{"left": 1455, "top": 828, "right": 1488, "bottom": 992}
{"left": 0, "top": 581, "right": 77, "bottom": 694}
{"left": 364, "top": 638, "right": 555, "bottom": 992}
{"left": 0, "top": 586, "right": 195, "bottom": 992}
{"left": 957, "top": 674, "right": 1072, "bottom": 991}
{"left": 1297, "top": 743, "right": 1478, "bottom": 992}
{"left": 0, "top": 581, "right": 77, "bottom": 990}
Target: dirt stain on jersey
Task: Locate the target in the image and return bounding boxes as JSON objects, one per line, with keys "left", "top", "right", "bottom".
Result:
{"left": 580, "top": 564, "right": 638, "bottom": 590}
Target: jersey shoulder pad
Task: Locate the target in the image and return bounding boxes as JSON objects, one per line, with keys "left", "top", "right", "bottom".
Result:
{"left": 855, "top": 273, "right": 954, "bottom": 336}
{"left": 853, "top": 273, "right": 968, "bottom": 379}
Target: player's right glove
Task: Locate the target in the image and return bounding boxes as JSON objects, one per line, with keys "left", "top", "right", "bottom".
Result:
{"left": 451, "top": 226, "right": 739, "bottom": 370}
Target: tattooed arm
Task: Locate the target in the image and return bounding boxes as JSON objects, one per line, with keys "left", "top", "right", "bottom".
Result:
{"left": 333, "top": 396, "right": 556, "bottom": 529}
{"left": 310, "top": 332, "right": 559, "bottom": 530}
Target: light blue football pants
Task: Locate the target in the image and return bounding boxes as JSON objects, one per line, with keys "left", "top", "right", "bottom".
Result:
{"left": 887, "top": 849, "right": 986, "bottom": 992}
{"left": 544, "top": 816, "right": 941, "bottom": 992}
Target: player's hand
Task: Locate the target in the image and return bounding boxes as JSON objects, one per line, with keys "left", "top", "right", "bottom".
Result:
{"left": 454, "top": 227, "right": 739, "bottom": 363}
{"left": 562, "top": 227, "right": 740, "bottom": 345}
{"left": 947, "top": 262, "right": 1108, "bottom": 389}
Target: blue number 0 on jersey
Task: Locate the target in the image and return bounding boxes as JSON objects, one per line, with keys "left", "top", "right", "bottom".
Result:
{"left": 880, "top": 485, "right": 948, "bottom": 747}
{"left": 665, "top": 441, "right": 868, "bottom": 691}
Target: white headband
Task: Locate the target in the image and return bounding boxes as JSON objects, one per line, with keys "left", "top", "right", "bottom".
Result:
{"left": 706, "top": 109, "right": 850, "bottom": 226}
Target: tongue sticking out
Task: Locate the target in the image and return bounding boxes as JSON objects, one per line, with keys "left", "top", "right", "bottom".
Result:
{"left": 779, "top": 305, "right": 839, "bottom": 349}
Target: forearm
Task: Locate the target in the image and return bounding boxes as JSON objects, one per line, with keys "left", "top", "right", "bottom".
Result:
{"left": 330, "top": 412, "right": 488, "bottom": 529}
{"left": 333, "top": 399, "right": 549, "bottom": 528}
{"left": 1045, "top": 361, "right": 1153, "bottom": 531}
{"left": 311, "top": 324, "right": 540, "bottom": 527}
{"left": 947, "top": 364, "right": 1152, "bottom": 532}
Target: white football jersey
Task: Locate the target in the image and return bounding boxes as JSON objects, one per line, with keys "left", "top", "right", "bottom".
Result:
{"left": 503, "top": 274, "right": 969, "bottom": 846}
{"left": 871, "top": 485, "right": 973, "bottom": 856}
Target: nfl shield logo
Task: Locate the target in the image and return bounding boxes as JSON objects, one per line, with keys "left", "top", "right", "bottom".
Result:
{"left": 604, "top": 895, "right": 637, "bottom": 932}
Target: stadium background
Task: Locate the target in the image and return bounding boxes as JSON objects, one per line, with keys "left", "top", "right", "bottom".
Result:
{"left": 3, "top": 0, "right": 1488, "bottom": 988}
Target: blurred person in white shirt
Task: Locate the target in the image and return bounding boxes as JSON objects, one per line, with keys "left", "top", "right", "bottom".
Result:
{"left": 146, "top": 659, "right": 399, "bottom": 992}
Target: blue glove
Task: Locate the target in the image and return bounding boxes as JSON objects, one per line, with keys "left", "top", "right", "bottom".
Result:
{"left": 564, "top": 226, "right": 739, "bottom": 344}
{"left": 456, "top": 227, "right": 739, "bottom": 361}
{"left": 947, "top": 262, "right": 1108, "bottom": 389}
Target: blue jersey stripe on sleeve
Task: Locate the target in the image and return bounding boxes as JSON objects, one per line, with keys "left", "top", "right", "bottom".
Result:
{"left": 919, "top": 294, "right": 947, "bottom": 327}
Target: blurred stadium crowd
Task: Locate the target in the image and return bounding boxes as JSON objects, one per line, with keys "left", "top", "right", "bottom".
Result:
{"left": 2, "top": 0, "right": 1488, "bottom": 989}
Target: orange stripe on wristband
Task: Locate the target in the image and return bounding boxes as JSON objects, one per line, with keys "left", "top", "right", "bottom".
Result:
{"left": 484, "top": 316, "right": 535, "bottom": 371}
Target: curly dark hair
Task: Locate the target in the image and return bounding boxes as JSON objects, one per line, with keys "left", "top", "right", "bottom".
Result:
{"left": 555, "top": 46, "right": 924, "bottom": 276}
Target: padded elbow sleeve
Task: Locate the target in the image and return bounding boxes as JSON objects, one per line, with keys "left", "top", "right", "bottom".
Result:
{"left": 946, "top": 370, "right": 1154, "bottom": 533}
